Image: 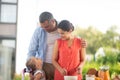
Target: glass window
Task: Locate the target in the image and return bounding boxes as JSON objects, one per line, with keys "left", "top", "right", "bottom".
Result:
{"left": 0, "top": 39, "right": 15, "bottom": 80}
{"left": 2, "top": 40, "right": 15, "bottom": 48}
{"left": 1, "top": 4, "right": 17, "bottom": 23}
{"left": 1, "top": 0, "right": 17, "bottom": 3}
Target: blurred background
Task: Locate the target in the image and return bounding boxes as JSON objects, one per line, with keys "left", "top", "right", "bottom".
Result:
{"left": 0, "top": 0, "right": 120, "bottom": 80}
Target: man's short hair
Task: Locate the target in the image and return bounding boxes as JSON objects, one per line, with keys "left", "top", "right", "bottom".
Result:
{"left": 39, "top": 11, "right": 54, "bottom": 23}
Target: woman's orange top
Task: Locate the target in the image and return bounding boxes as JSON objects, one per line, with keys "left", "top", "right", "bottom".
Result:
{"left": 54, "top": 37, "right": 83, "bottom": 80}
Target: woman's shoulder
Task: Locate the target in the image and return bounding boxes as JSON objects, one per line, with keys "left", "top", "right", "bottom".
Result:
{"left": 74, "top": 36, "right": 82, "bottom": 41}
{"left": 56, "top": 38, "right": 64, "bottom": 44}
{"left": 74, "top": 37, "right": 83, "bottom": 47}
{"left": 57, "top": 38, "right": 62, "bottom": 41}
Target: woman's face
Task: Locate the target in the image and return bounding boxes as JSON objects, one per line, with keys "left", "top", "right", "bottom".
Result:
{"left": 57, "top": 28, "right": 71, "bottom": 40}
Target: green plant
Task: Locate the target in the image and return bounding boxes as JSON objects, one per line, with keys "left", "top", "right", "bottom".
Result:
{"left": 13, "top": 74, "right": 29, "bottom": 80}
{"left": 82, "top": 60, "right": 120, "bottom": 80}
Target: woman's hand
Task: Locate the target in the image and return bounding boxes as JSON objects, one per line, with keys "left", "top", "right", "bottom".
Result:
{"left": 59, "top": 68, "right": 67, "bottom": 76}
{"left": 76, "top": 67, "right": 82, "bottom": 74}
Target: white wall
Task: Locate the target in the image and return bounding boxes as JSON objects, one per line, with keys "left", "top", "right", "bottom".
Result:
{"left": 16, "top": 0, "right": 38, "bottom": 74}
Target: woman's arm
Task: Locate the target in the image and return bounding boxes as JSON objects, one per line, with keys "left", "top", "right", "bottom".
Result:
{"left": 77, "top": 47, "right": 86, "bottom": 74}
{"left": 52, "top": 40, "right": 67, "bottom": 75}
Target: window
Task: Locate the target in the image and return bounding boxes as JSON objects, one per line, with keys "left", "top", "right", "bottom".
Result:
{"left": 2, "top": 0, "right": 17, "bottom": 3}
{"left": 0, "top": 37, "right": 15, "bottom": 80}
{"left": 0, "top": 0, "right": 17, "bottom": 23}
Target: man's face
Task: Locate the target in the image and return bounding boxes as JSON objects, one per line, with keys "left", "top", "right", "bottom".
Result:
{"left": 40, "top": 19, "right": 56, "bottom": 32}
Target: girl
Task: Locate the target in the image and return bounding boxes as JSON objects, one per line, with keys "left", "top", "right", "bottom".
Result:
{"left": 25, "top": 57, "right": 46, "bottom": 80}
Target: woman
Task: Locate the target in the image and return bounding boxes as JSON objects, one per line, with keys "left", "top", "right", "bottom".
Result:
{"left": 52, "top": 20, "right": 86, "bottom": 80}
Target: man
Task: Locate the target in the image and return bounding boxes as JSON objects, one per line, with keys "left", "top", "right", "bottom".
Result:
{"left": 27, "top": 11, "right": 87, "bottom": 80}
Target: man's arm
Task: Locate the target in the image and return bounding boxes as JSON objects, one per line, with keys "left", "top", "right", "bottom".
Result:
{"left": 27, "top": 28, "right": 40, "bottom": 60}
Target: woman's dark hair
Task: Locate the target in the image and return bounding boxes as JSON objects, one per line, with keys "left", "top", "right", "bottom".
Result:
{"left": 58, "top": 20, "right": 74, "bottom": 32}
{"left": 39, "top": 11, "right": 54, "bottom": 23}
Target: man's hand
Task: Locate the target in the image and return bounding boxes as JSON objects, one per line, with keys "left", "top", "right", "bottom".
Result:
{"left": 81, "top": 39, "right": 87, "bottom": 48}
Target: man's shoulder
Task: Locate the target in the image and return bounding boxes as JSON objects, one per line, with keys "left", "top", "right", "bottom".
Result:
{"left": 35, "top": 26, "right": 44, "bottom": 31}
{"left": 34, "top": 27, "right": 46, "bottom": 33}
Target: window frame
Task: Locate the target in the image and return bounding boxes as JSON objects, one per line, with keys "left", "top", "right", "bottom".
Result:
{"left": 0, "top": 0, "right": 18, "bottom": 24}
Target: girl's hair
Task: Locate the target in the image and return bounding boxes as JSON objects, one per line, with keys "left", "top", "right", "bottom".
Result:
{"left": 26, "top": 57, "right": 36, "bottom": 71}
{"left": 58, "top": 20, "right": 74, "bottom": 32}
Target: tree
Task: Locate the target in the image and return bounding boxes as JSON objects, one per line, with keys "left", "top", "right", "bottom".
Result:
{"left": 73, "top": 25, "right": 120, "bottom": 55}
